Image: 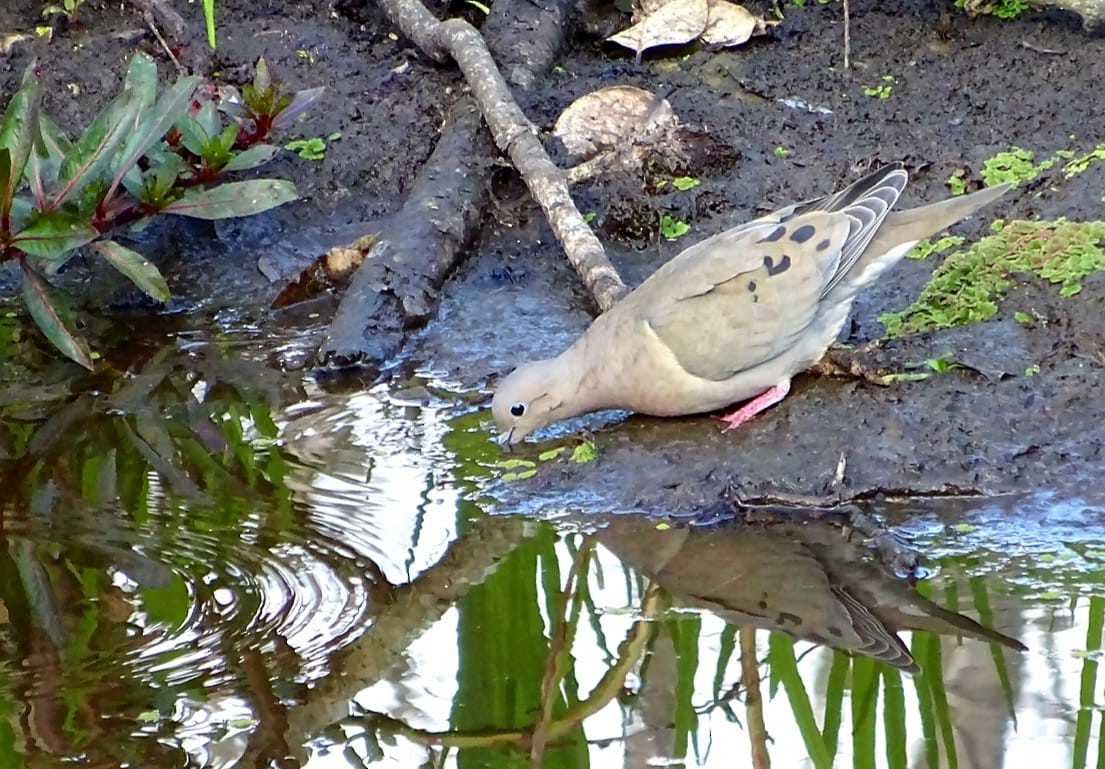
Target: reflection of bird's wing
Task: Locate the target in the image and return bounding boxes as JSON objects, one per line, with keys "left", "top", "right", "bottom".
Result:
{"left": 830, "top": 586, "right": 918, "bottom": 673}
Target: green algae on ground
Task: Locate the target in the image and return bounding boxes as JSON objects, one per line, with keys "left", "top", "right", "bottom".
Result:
{"left": 907, "top": 236, "right": 965, "bottom": 260}
{"left": 981, "top": 145, "right": 1105, "bottom": 187}
{"left": 880, "top": 219, "right": 1105, "bottom": 338}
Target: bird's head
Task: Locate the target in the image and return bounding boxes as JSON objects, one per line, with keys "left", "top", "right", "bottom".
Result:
{"left": 491, "top": 359, "right": 565, "bottom": 446}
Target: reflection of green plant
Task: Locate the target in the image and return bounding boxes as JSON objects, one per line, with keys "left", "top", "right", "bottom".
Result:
{"left": 0, "top": 55, "right": 315, "bottom": 367}
{"left": 881, "top": 219, "right": 1105, "bottom": 337}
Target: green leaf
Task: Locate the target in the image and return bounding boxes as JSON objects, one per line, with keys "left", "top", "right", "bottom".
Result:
{"left": 11, "top": 211, "right": 98, "bottom": 260}
{"left": 538, "top": 446, "right": 567, "bottom": 462}
{"left": 174, "top": 116, "right": 210, "bottom": 157}
{"left": 161, "top": 179, "right": 298, "bottom": 219}
{"left": 270, "top": 87, "right": 325, "bottom": 131}
{"left": 671, "top": 176, "right": 700, "bottom": 191}
{"left": 571, "top": 441, "right": 596, "bottom": 463}
{"left": 109, "top": 71, "right": 200, "bottom": 196}
{"left": 123, "top": 53, "right": 159, "bottom": 113}
{"left": 0, "top": 61, "right": 43, "bottom": 222}
{"left": 20, "top": 260, "right": 93, "bottom": 369}
{"left": 90, "top": 240, "right": 169, "bottom": 301}
{"left": 202, "top": 0, "right": 216, "bottom": 48}
{"left": 221, "top": 144, "right": 278, "bottom": 173}
{"left": 55, "top": 86, "right": 142, "bottom": 207}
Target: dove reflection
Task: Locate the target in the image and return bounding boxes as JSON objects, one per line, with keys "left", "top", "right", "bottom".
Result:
{"left": 597, "top": 514, "right": 1026, "bottom": 674}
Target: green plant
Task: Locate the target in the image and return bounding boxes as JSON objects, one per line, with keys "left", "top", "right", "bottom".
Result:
{"left": 285, "top": 137, "right": 326, "bottom": 160}
{"left": 862, "top": 76, "right": 895, "bottom": 100}
{"left": 880, "top": 219, "right": 1105, "bottom": 338}
{"left": 907, "top": 236, "right": 965, "bottom": 260}
{"left": 774, "top": 146, "right": 790, "bottom": 159}
{"left": 203, "top": 0, "right": 216, "bottom": 48}
{"left": 946, "top": 175, "right": 967, "bottom": 196}
{"left": 231, "top": 58, "right": 324, "bottom": 145}
{"left": 0, "top": 55, "right": 314, "bottom": 368}
{"left": 41, "top": 0, "right": 84, "bottom": 20}
{"left": 661, "top": 214, "right": 690, "bottom": 240}
{"left": 671, "top": 176, "right": 700, "bottom": 191}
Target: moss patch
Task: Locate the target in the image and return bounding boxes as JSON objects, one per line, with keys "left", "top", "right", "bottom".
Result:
{"left": 980, "top": 145, "right": 1105, "bottom": 187}
{"left": 880, "top": 219, "right": 1105, "bottom": 338}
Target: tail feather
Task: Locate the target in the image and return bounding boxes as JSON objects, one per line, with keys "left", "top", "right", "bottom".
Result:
{"left": 841, "top": 182, "right": 1011, "bottom": 293}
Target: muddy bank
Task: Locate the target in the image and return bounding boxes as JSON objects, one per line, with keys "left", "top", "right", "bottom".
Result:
{"left": 1, "top": 0, "right": 1104, "bottom": 507}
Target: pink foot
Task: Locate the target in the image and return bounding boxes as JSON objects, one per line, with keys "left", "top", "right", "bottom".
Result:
{"left": 719, "top": 380, "right": 792, "bottom": 432}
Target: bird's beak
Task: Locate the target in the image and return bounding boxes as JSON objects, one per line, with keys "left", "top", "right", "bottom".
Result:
{"left": 495, "top": 429, "right": 514, "bottom": 450}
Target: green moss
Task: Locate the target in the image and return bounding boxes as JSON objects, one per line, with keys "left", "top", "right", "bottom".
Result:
{"left": 991, "top": 0, "right": 1030, "bottom": 18}
{"left": 979, "top": 144, "right": 1105, "bottom": 187}
{"left": 907, "top": 235, "right": 965, "bottom": 260}
{"left": 880, "top": 219, "right": 1105, "bottom": 338}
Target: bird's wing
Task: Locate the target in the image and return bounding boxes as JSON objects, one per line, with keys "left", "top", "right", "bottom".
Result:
{"left": 634, "top": 212, "right": 849, "bottom": 381}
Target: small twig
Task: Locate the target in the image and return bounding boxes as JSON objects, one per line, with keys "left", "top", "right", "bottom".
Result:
{"left": 143, "top": 13, "right": 182, "bottom": 71}
{"left": 1020, "top": 39, "right": 1066, "bottom": 54}
{"left": 843, "top": 0, "right": 851, "bottom": 69}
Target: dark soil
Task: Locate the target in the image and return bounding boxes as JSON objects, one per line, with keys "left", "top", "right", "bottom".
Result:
{"left": 2, "top": 0, "right": 1104, "bottom": 509}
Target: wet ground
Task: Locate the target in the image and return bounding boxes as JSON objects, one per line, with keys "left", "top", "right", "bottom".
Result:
{"left": 1, "top": 0, "right": 1105, "bottom": 766}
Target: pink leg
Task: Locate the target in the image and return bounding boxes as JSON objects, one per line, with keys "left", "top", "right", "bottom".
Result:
{"left": 719, "top": 380, "right": 792, "bottom": 432}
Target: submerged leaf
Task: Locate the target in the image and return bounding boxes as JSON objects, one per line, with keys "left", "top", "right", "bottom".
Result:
{"left": 90, "top": 240, "right": 170, "bottom": 302}
{"left": 20, "top": 260, "right": 93, "bottom": 369}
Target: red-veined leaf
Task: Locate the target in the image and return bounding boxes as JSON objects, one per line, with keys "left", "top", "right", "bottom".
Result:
{"left": 0, "top": 61, "right": 43, "bottom": 221}
{"left": 20, "top": 259, "right": 93, "bottom": 369}
{"left": 161, "top": 179, "right": 297, "bottom": 219}
{"left": 11, "top": 211, "right": 98, "bottom": 260}
{"left": 90, "top": 240, "right": 170, "bottom": 302}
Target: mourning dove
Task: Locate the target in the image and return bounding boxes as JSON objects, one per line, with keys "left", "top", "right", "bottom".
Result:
{"left": 598, "top": 515, "right": 1026, "bottom": 673}
{"left": 492, "top": 163, "right": 1009, "bottom": 445}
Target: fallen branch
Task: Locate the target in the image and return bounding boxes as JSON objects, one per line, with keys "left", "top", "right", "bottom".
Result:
{"left": 319, "top": 0, "right": 628, "bottom": 369}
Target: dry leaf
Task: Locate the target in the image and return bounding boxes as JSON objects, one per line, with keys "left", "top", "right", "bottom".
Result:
{"left": 701, "top": 1, "right": 772, "bottom": 46}
{"left": 553, "top": 86, "right": 678, "bottom": 160}
{"left": 607, "top": 0, "right": 709, "bottom": 55}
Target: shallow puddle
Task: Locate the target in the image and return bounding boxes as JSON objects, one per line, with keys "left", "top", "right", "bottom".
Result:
{"left": 1, "top": 325, "right": 1103, "bottom": 769}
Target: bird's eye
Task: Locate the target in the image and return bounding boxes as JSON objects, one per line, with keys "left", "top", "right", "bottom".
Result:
{"left": 510, "top": 403, "right": 526, "bottom": 417}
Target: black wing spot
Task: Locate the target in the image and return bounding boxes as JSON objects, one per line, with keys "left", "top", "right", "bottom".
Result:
{"left": 790, "top": 224, "right": 816, "bottom": 244}
{"left": 763, "top": 254, "right": 792, "bottom": 276}
{"left": 757, "top": 225, "right": 787, "bottom": 243}
{"left": 816, "top": 238, "right": 832, "bottom": 252}
{"left": 747, "top": 280, "right": 757, "bottom": 292}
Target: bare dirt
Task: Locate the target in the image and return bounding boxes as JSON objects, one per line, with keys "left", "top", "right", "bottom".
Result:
{"left": 1, "top": 0, "right": 1104, "bottom": 511}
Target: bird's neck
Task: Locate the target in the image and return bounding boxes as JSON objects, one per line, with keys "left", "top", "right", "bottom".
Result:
{"left": 549, "top": 333, "right": 615, "bottom": 417}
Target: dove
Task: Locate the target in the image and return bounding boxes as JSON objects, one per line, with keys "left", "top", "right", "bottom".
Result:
{"left": 597, "top": 514, "right": 1026, "bottom": 674}
{"left": 492, "top": 163, "right": 1009, "bottom": 445}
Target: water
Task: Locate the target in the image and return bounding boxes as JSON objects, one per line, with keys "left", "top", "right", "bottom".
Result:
{"left": 1, "top": 324, "right": 1103, "bottom": 769}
